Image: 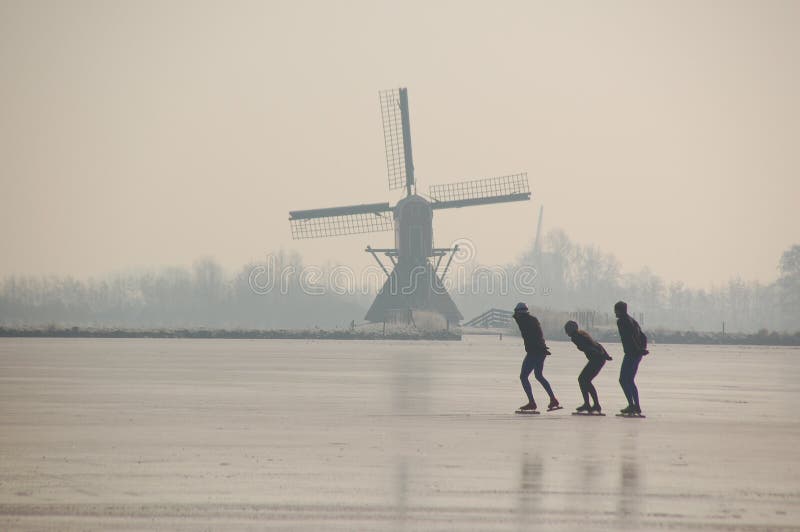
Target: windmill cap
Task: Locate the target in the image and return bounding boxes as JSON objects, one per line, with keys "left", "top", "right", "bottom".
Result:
{"left": 514, "top": 302, "right": 528, "bottom": 314}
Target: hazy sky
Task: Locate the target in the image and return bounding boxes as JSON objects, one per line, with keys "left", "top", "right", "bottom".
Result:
{"left": 1, "top": 0, "right": 798, "bottom": 288}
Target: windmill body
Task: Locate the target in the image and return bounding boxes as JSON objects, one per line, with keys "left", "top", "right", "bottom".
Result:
{"left": 364, "top": 194, "right": 462, "bottom": 323}
{"left": 288, "top": 88, "right": 531, "bottom": 325}
{"left": 393, "top": 194, "right": 432, "bottom": 265}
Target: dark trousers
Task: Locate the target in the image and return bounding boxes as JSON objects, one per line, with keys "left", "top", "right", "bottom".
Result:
{"left": 520, "top": 352, "right": 554, "bottom": 403}
{"left": 619, "top": 355, "right": 642, "bottom": 407}
{"left": 578, "top": 358, "right": 605, "bottom": 406}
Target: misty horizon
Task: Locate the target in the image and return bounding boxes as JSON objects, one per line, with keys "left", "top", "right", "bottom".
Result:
{"left": 0, "top": 223, "right": 791, "bottom": 291}
{"left": 2, "top": 227, "right": 798, "bottom": 334}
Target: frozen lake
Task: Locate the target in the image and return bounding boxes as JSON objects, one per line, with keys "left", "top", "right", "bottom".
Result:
{"left": 0, "top": 336, "right": 798, "bottom": 531}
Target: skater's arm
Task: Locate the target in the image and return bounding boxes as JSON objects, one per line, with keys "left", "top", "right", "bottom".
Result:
{"left": 530, "top": 316, "right": 549, "bottom": 353}
{"left": 618, "top": 317, "right": 645, "bottom": 356}
{"left": 573, "top": 331, "right": 607, "bottom": 360}
{"left": 570, "top": 334, "right": 591, "bottom": 357}
{"left": 631, "top": 320, "right": 648, "bottom": 354}
{"left": 625, "top": 319, "right": 644, "bottom": 352}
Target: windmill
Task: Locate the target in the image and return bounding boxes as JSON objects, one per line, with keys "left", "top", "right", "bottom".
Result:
{"left": 288, "top": 88, "right": 532, "bottom": 325}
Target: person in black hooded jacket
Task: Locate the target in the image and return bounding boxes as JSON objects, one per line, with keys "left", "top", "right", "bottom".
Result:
{"left": 513, "top": 302, "right": 560, "bottom": 412}
{"left": 564, "top": 320, "right": 612, "bottom": 414}
{"left": 615, "top": 300, "right": 649, "bottom": 414}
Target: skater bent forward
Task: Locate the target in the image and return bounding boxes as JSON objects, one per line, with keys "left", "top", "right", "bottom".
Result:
{"left": 513, "top": 302, "right": 560, "bottom": 412}
{"left": 564, "top": 320, "right": 612, "bottom": 414}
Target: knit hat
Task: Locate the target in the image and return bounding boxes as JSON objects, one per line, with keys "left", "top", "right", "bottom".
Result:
{"left": 564, "top": 320, "right": 579, "bottom": 335}
{"left": 514, "top": 302, "right": 528, "bottom": 314}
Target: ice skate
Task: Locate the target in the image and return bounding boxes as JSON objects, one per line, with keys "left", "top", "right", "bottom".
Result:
{"left": 547, "top": 398, "right": 562, "bottom": 411}
{"left": 616, "top": 404, "right": 646, "bottom": 418}
{"left": 516, "top": 401, "right": 539, "bottom": 414}
{"left": 572, "top": 402, "right": 605, "bottom": 416}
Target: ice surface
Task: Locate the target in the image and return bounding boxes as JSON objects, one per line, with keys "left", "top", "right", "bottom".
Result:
{"left": 0, "top": 337, "right": 798, "bottom": 531}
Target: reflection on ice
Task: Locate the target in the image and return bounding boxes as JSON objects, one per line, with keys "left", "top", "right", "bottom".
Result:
{"left": 389, "top": 351, "right": 431, "bottom": 530}
{"left": 516, "top": 453, "right": 543, "bottom": 530}
{"left": 390, "top": 351, "right": 432, "bottom": 414}
{"left": 616, "top": 432, "right": 642, "bottom": 527}
{"left": 393, "top": 456, "right": 408, "bottom": 530}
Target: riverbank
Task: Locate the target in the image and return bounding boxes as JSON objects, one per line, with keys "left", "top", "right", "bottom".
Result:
{"left": 2, "top": 325, "right": 799, "bottom": 345}
{"left": 586, "top": 327, "right": 800, "bottom": 346}
{"left": 0, "top": 326, "right": 461, "bottom": 341}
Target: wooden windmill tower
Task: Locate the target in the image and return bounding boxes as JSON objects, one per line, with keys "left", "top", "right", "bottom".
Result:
{"left": 288, "top": 88, "right": 532, "bottom": 325}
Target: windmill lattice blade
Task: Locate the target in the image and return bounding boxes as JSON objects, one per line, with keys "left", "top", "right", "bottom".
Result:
{"left": 289, "top": 202, "right": 393, "bottom": 239}
{"left": 428, "top": 173, "right": 531, "bottom": 210}
{"left": 380, "top": 88, "right": 412, "bottom": 191}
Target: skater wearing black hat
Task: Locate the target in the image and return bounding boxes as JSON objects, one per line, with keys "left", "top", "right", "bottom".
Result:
{"left": 513, "top": 303, "right": 560, "bottom": 413}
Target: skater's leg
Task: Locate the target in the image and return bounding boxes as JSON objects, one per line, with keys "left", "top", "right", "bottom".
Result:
{"left": 581, "top": 360, "right": 604, "bottom": 407}
{"left": 619, "top": 356, "right": 634, "bottom": 406}
{"left": 577, "top": 363, "right": 592, "bottom": 406}
{"left": 519, "top": 354, "right": 536, "bottom": 406}
{"left": 587, "top": 381, "right": 599, "bottom": 407}
{"left": 628, "top": 356, "right": 642, "bottom": 411}
{"left": 532, "top": 355, "right": 555, "bottom": 400}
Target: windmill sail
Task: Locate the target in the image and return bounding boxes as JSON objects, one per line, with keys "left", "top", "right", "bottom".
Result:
{"left": 289, "top": 202, "right": 393, "bottom": 239}
{"left": 428, "top": 173, "right": 531, "bottom": 210}
{"left": 380, "top": 88, "right": 415, "bottom": 194}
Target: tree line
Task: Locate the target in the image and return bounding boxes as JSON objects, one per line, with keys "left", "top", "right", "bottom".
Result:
{"left": 0, "top": 235, "right": 798, "bottom": 334}
{"left": 0, "top": 252, "right": 362, "bottom": 330}
{"left": 452, "top": 230, "right": 799, "bottom": 334}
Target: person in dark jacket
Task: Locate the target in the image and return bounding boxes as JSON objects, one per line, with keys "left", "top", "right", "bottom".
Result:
{"left": 564, "top": 320, "right": 612, "bottom": 413}
{"left": 615, "top": 301, "right": 649, "bottom": 414}
{"left": 513, "top": 302, "right": 560, "bottom": 412}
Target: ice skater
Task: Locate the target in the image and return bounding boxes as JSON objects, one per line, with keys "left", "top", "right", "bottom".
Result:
{"left": 564, "top": 320, "right": 612, "bottom": 414}
{"left": 513, "top": 302, "right": 560, "bottom": 412}
{"left": 615, "top": 301, "right": 649, "bottom": 415}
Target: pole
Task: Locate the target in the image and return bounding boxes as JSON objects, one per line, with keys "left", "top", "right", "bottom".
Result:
{"left": 441, "top": 245, "right": 459, "bottom": 281}
{"left": 366, "top": 246, "right": 391, "bottom": 278}
{"left": 533, "top": 205, "right": 544, "bottom": 258}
